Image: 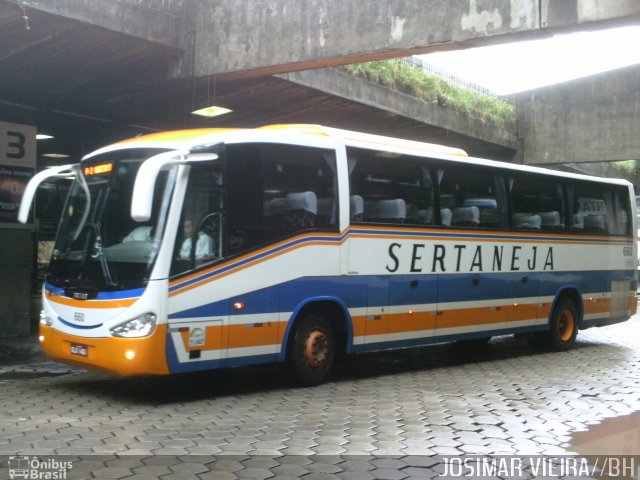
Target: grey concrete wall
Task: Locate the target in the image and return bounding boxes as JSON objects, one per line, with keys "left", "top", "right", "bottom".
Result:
{"left": 23, "top": 0, "right": 187, "bottom": 49}
{"left": 24, "top": 0, "right": 640, "bottom": 78}
{"left": 517, "top": 63, "right": 640, "bottom": 164}
{"left": 192, "top": 0, "right": 540, "bottom": 77}
{"left": 0, "top": 225, "right": 33, "bottom": 335}
{"left": 191, "top": 0, "right": 640, "bottom": 78}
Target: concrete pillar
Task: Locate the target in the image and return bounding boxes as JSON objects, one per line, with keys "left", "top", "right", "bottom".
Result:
{"left": 0, "top": 224, "right": 33, "bottom": 335}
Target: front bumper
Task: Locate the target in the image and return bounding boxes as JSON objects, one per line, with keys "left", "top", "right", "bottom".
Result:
{"left": 39, "top": 323, "right": 170, "bottom": 376}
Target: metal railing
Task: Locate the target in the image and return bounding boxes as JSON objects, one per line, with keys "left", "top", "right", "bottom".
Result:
{"left": 399, "top": 57, "right": 504, "bottom": 99}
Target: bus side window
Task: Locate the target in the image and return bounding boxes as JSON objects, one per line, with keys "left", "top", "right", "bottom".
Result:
{"left": 509, "top": 173, "right": 564, "bottom": 231}
{"left": 437, "top": 164, "right": 502, "bottom": 229}
{"left": 568, "top": 181, "right": 613, "bottom": 234}
{"left": 225, "top": 143, "right": 338, "bottom": 256}
{"left": 348, "top": 148, "right": 435, "bottom": 226}
{"left": 612, "top": 189, "right": 631, "bottom": 236}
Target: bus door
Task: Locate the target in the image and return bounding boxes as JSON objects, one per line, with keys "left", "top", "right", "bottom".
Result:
{"left": 166, "top": 162, "right": 229, "bottom": 372}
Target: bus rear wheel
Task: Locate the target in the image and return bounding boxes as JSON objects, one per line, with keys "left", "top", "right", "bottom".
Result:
{"left": 285, "top": 312, "right": 335, "bottom": 386}
{"left": 531, "top": 298, "right": 578, "bottom": 351}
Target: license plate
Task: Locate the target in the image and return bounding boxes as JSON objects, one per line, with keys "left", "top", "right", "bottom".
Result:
{"left": 70, "top": 343, "right": 89, "bottom": 357}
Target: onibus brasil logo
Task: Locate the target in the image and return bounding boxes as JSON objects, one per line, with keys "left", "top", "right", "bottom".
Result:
{"left": 8, "top": 456, "right": 72, "bottom": 479}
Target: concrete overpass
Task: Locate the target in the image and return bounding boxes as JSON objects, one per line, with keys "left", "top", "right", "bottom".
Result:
{"left": 19, "top": 0, "right": 640, "bottom": 78}
{"left": 3, "top": 0, "right": 639, "bottom": 163}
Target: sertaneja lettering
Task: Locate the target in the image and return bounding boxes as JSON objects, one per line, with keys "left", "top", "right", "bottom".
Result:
{"left": 386, "top": 242, "right": 554, "bottom": 273}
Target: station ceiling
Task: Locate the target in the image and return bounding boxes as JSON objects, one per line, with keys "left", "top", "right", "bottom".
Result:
{"left": 0, "top": 4, "right": 514, "bottom": 169}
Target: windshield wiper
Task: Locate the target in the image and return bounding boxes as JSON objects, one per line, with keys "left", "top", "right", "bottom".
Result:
{"left": 91, "top": 222, "right": 117, "bottom": 287}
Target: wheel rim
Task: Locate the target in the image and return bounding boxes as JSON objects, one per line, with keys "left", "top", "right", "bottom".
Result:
{"left": 304, "top": 328, "right": 328, "bottom": 369}
{"left": 558, "top": 308, "right": 576, "bottom": 342}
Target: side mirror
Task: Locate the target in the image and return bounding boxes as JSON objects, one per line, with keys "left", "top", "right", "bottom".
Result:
{"left": 130, "top": 148, "right": 220, "bottom": 222}
{"left": 18, "top": 164, "right": 77, "bottom": 224}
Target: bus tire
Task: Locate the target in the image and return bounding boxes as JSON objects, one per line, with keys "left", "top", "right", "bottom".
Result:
{"left": 549, "top": 298, "right": 579, "bottom": 351}
{"left": 285, "top": 312, "right": 335, "bottom": 387}
{"left": 531, "top": 298, "right": 578, "bottom": 351}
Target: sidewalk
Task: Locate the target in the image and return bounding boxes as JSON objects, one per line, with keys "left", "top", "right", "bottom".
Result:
{"left": 0, "top": 334, "right": 44, "bottom": 366}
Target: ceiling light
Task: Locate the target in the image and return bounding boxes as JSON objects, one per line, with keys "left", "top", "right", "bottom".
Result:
{"left": 192, "top": 105, "right": 232, "bottom": 118}
{"left": 42, "top": 153, "right": 70, "bottom": 158}
{"left": 36, "top": 134, "right": 54, "bottom": 140}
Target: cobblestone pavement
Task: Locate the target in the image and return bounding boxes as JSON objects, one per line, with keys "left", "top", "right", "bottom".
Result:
{"left": 1, "top": 314, "right": 639, "bottom": 479}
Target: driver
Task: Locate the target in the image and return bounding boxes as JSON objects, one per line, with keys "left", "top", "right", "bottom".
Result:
{"left": 179, "top": 219, "right": 215, "bottom": 260}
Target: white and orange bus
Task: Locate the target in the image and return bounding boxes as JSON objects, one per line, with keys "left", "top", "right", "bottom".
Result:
{"left": 19, "top": 125, "right": 637, "bottom": 385}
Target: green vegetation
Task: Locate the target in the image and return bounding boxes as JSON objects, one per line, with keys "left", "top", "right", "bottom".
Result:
{"left": 613, "top": 159, "right": 637, "bottom": 173}
{"left": 343, "top": 60, "right": 515, "bottom": 127}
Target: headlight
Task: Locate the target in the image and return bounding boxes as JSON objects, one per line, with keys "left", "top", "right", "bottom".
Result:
{"left": 40, "top": 310, "right": 53, "bottom": 326}
{"left": 110, "top": 313, "right": 157, "bottom": 338}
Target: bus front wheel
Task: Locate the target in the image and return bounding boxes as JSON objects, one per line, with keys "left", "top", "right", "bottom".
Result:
{"left": 285, "top": 312, "right": 335, "bottom": 386}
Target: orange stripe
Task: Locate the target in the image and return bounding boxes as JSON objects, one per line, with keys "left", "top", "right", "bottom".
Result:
{"left": 354, "top": 302, "right": 546, "bottom": 338}
{"left": 436, "top": 303, "right": 539, "bottom": 330}
{"left": 114, "top": 128, "right": 239, "bottom": 145}
{"left": 170, "top": 237, "right": 340, "bottom": 296}
{"left": 46, "top": 291, "right": 138, "bottom": 309}
{"left": 583, "top": 297, "right": 612, "bottom": 315}
{"left": 348, "top": 230, "right": 632, "bottom": 246}
{"left": 170, "top": 226, "right": 631, "bottom": 297}
{"left": 178, "top": 321, "right": 287, "bottom": 351}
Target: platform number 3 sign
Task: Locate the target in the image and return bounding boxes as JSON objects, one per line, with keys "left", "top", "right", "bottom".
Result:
{"left": 0, "top": 122, "right": 36, "bottom": 222}
{"left": 1, "top": 122, "right": 36, "bottom": 168}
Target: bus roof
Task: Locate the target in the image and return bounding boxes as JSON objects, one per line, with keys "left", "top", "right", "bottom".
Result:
{"left": 257, "top": 124, "right": 470, "bottom": 157}
{"left": 90, "top": 124, "right": 631, "bottom": 188}
{"left": 108, "top": 124, "right": 469, "bottom": 158}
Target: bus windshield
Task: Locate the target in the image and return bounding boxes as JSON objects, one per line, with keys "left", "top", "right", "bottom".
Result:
{"left": 47, "top": 148, "right": 175, "bottom": 293}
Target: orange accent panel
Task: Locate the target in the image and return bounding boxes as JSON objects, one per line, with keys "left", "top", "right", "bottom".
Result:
{"left": 39, "top": 324, "right": 169, "bottom": 376}
{"left": 436, "top": 303, "right": 540, "bottom": 330}
{"left": 352, "top": 316, "right": 368, "bottom": 337}
{"left": 114, "top": 128, "right": 239, "bottom": 145}
{"left": 386, "top": 312, "right": 437, "bottom": 334}
{"left": 177, "top": 321, "right": 286, "bottom": 351}
{"left": 227, "top": 322, "right": 281, "bottom": 349}
{"left": 45, "top": 291, "right": 137, "bottom": 309}
{"left": 365, "top": 317, "right": 387, "bottom": 336}
{"left": 584, "top": 298, "right": 612, "bottom": 315}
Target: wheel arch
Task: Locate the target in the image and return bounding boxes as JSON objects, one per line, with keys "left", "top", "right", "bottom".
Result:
{"left": 280, "top": 296, "right": 353, "bottom": 362}
{"left": 550, "top": 286, "right": 584, "bottom": 328}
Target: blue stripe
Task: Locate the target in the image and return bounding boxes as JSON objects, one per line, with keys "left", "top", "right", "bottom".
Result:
{"left": 45, "top": 282, "right": 144, "bottom": 300}
{"left": 170, "top": 269, "right": 636, "bottom": 320}
{"left": 169, "top": 234, "right": 342, "bottom": 293}
{"left": 58, "top": 316, "right": 103, "bottom": 330}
